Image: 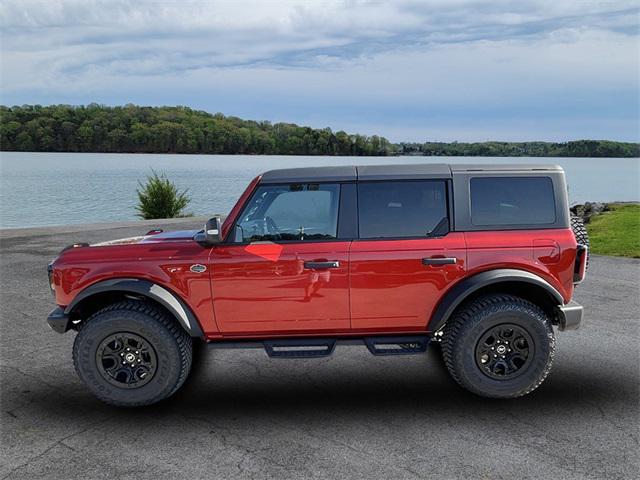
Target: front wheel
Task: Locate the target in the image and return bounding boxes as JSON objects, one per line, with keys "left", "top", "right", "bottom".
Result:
{"left": 73, "top": 300, "right": 193, "bottom": 407}
{"left": 441, "top": 294, "right": 555, "bottom": 398}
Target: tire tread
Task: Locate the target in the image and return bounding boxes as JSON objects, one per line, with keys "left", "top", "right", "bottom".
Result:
{"left": 441, "top": 294, "right": 555, "bottom": 398}
{"left": 73, "top": 300, "right": 192, "bottom": 407}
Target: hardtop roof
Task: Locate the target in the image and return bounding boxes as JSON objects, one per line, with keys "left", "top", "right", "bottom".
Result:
{"left": 259, "top": 163, "right": 562, "bottom": 184}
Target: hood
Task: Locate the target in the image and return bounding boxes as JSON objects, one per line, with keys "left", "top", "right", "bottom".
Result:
{"left": 91, "top": 229, "right": 200, "bottom": 247}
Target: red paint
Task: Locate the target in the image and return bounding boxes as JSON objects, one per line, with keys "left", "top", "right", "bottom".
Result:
{"left": 350, "top": 234, "right": 467, "bottom": 330}
{"left": 210, "top": 242, "right": 351, "bottom": 334}
{"left": 463, "top": 229, "right": 577, "bottom": 302}
{"left": 50, "top": 177, "right": 580, "bottom": 341}
{"left": 52, "top": 237, "right": 220, "bottom": 335}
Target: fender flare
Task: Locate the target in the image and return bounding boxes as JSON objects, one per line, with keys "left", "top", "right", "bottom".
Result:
{"left": 427, "top": 269, "right": 564, "bottom": 332}
{"left": 65, "top": 278, "right": 204, "bottom": 338}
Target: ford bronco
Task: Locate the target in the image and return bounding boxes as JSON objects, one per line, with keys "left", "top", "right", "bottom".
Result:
{"left": 47, "top": 164, "right": 589, "bottom": 406}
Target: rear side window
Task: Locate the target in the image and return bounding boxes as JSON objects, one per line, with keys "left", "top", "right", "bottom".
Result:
{"left": 358, "top": 181, "right": 448, "bottom": 239}
{"left": 470, "top": 176, "right": 556, "bottom": 226}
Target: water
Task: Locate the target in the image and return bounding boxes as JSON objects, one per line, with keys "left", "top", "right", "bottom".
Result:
{"left": 1, "top": 152, "right": 638, "bottom": 229}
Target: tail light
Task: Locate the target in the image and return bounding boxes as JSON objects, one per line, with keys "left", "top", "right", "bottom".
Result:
{"left": 573, "top": 245, "right": 587, "bottom": 283}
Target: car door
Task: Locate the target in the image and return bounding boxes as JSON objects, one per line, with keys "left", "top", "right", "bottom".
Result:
{"left": 349, "top": 179, "right": 466, "bottom": 331}
{"left": 210, "top": 182, "right": 352, "bottom": 335}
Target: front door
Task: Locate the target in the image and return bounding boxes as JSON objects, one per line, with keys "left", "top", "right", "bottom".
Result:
{"left": 210, "top": 182, "right": 351, "bottom": 335}
{"left": 349, "top": 180, "right": 466, "bottom": 331}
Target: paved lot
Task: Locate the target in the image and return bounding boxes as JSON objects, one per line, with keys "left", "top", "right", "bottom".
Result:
{"left": 1, "top": 220, "right": 638, "bottom": 480}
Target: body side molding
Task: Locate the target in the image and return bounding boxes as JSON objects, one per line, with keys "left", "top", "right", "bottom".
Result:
{"left": 427, "top": 269, "right": 564, "bottom": 332}
{"left": 65, "top": 278, "right": 205, "bottom": 338}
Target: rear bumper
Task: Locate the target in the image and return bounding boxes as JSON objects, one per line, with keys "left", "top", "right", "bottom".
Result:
{"left": 47, "top": 307, "right": 70, "bottom": 334}
{"left": 557, "top": 300, "right": 583, "bottom": 331}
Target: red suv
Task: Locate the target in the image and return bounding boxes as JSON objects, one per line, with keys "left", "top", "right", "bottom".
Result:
{"left": 47, "top": 164, "right": 589, "bottom": 406}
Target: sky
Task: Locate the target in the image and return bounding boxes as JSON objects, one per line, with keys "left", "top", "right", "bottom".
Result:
{"left": 1, "top": 0, "right": 639, "bottom": 142}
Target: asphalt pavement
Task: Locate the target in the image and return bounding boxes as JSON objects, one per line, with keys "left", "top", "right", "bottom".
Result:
{"left": 1, "top": 219, "right": 638, "bottom": 480}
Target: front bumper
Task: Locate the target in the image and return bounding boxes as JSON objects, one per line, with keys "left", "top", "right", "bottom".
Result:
{"left": 557, "top": 300, "right": 583, "bottom": 331}
{"left": 47, "top": 307, "right": 70, "bottom": 334}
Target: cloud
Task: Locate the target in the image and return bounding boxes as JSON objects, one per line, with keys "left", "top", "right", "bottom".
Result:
{"left": 1, "top": 0, "right": 638, "bottom": 141}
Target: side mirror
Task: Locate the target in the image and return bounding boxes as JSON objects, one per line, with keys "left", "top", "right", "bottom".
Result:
{"left": 195, "top": 217, "right": 223, "bottom": 246}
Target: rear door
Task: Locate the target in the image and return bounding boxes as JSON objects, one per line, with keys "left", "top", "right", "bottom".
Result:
{"left": 210, "top": 182, "right": 353, "bottom": 335}
{"left": 349, "top": 180, "right": 466, "bottom": 331}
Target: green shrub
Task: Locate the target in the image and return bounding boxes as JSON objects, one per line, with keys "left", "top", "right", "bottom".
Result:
{"left": 136, "top": 170, "right": 191, "bottom": 219}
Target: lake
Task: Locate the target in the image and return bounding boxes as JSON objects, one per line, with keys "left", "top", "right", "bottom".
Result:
{"left": 0, "top": 152, "right": 638, "bottom": 229}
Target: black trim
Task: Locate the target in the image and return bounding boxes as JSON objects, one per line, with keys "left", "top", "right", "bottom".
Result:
{"left": 427, "top": 269, "right": 564, "bottom": 332}
{"left": 47, "top": 307, "right": 70, "bottom": 334}
{"left": 337, "top": 182, "right": 358, "bottom": 239}
{"left": 65, "top": 278, "right": 205, "bottom": 338}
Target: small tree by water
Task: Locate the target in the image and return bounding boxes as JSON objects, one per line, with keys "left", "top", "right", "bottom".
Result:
{"left": 136, "top": 170, "right": 191, "bottom": 219}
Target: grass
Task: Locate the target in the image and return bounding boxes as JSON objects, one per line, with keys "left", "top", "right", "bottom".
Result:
{"left": 587, "top": 203, "right": 640, "bottom": 258}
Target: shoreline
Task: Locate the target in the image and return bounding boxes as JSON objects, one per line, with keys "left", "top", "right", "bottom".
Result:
{"left": 2, "top": 150, "right": 639, "bottom": 158}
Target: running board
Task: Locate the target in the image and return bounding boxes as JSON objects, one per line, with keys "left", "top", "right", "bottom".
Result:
{"left": 263, "top": 338, "right": 336, "bottom": 358}
{"left": 364, "top": 336, "right": 430, "bottom": 356}
{"left": 208, "top": 335, "right": 431, "bottom": 358}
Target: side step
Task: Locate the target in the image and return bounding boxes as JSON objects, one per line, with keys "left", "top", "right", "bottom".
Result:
{"left": 263, "top": 338, "right": 336, "bottom": 358}
{"left": 208, "top": 335, "right": 431, "bottom": 358}
{"left": 364, "top": 336, "right": 430, "bottom": 356}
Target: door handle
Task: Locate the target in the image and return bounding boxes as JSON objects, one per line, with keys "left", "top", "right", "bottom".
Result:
{"left": 304, "top": 261, "right": 340, "bottom": 269}
{"left": 422, "top": 257, "right": 457, "bottom": 266}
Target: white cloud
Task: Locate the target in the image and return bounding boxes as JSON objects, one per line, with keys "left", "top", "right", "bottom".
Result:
{"left": 1, "top": 0, "right": 638, "bottom": 141}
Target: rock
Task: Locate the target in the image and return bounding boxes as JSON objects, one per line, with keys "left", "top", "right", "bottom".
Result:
{"left": 570, "top": 202, "right": 609, "bottom": 224}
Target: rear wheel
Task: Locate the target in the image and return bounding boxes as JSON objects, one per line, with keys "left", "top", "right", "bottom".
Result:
{"left": 441, "top": 294, "right": 555, "bottom": 398}
{"left": 73, "top": 300, "right": 193, "bottom": 407}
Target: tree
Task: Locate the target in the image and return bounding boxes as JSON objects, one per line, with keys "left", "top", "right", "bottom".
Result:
{"left": 136, "top": 170, "right": 191, "bottom": 219}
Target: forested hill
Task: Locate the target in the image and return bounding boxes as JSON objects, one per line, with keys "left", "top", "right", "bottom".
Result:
{"left": 1, "top": 104, "right": 638, "bottom": 157}
{"left": 396, "top": 140, "right": 640, "bottom": 158}
{"left": 0, "top": 105, "right": 392, "bottom": 156}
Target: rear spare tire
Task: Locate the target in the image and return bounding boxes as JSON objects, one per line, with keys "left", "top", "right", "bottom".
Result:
{"left": 442, "top": 294, "right": 555, "bottom": 398}
{"left": 73, "top": 300, "right": 193, "bottom": 407}
{"left": 571, "top": 214, "right": 590, "bottom": 270}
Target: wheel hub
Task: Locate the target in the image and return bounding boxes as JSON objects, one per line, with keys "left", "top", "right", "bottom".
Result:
{"left": 475, "top": 323, "right": 534, "bottom": 380}
{"left": 96, "top": 332, "right": 157, "bottom": 389}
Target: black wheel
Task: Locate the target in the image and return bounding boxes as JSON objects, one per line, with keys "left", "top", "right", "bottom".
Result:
{"left": 441, "top": 294, "right": 555, "bottom": 398}
{"left": 73, "top": 300, "right": 193, "bottom": 407}
{"left": 571, "top": 214, "right": 590, "bottom": 270}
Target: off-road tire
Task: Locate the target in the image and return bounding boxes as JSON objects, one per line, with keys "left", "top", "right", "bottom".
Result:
{"left": 73, "top": 300, "right": 193, "bottom": 407}
{"left": 441, "top": 294, "right": 555, "bottom": 398}
{"left": 571, "top": 214, "right": 590, "bottom": 270}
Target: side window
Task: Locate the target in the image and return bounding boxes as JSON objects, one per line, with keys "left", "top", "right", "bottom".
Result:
{"left": 470, "top": 176, "right": 556, "bottom": 226}
{"left": 235, "top": 183, "right": 340, "bottom": 242}
{"left": 358, "top": 181, "right": 448, "bottom": 239}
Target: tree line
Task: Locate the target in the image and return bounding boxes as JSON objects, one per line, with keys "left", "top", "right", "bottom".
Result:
{"left": 1, "top": 104, "right": 638, "bottom": 157}
{"left": 0, "top": 104, "right": 392, "bottom": 156}
{"left": 396, "top": 140, "right": 639, "bottom": 158}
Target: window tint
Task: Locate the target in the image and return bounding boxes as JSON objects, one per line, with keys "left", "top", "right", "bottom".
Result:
{"left": 358, "top": 181, "right": 448, "bottom": 239}
{"left": 235, "top": 183, "right": 340, "bottom": 242}
{"left": 470, "top": 176, "right": 556, "bottom": 226}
